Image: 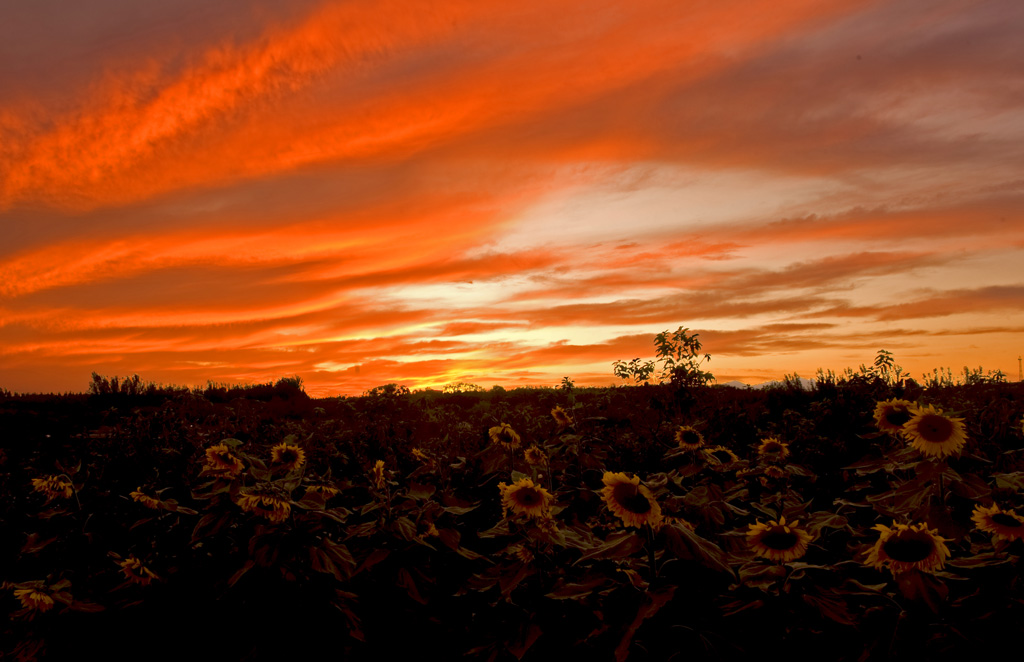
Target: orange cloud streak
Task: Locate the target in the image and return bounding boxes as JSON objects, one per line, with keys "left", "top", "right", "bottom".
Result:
{"left": 1, "top": 0, "right": 870, "bottom": 210}
{"left": 4, "top": 0, "right": 1023, "bottom": 396}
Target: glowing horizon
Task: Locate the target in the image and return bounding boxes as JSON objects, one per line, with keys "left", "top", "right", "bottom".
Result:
{"left": 2, "top": 0, "right": 1023, "bottom": 397}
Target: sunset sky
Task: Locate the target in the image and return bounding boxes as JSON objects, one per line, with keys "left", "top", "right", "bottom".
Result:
{"left": 2, "top": 0, "right": 1023, "bottom": 397}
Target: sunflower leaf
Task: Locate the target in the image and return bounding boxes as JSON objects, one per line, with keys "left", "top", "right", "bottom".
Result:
{"left": 545, "top": 576, "right": 608, "bottom": 600}
{"left": 68, "top": 600, "right": 105, "bottom": 613}
{"left": 839, "top": 578, "right": 889, "bottom": 595}
{"left": 393, "top": 516, "right": 418, "bottom": 540}
{"left": 662, "top": 521, "right": 735, "bottom": 576}
{"left": 804, "top": 511, "right": 849, "bottom": 535}
{"left": 615, "top": 585, "right": 676, "bottom": 662}
{"left": 748, "top": 502, "right": 778, "bottom": 519}
{"left": 227, "top": 560, "right": 255, "bottom": 587}
{"left": 21, "top": 533, "right": 58, "bottom": 555}
{"left": 309, "top": 547, "right": 342, "bottom": 580}
{"left": 354, "top": 548, "right": 390, "bottom": 575}
{"left": 896, "top": 570, "right": 948, "bottom": 613}
{"left": 946, "top": 552, "right": 1014, "bottom": 569}
{"left": 802, "top": 593, "right": 855, "bottom": 626}
{"left": 737, "top": 562, "right": 786, "bottom": 589}
{"left": 720, "top": 598, "right": 764, "bottom": 617}
{"left": 294, "top": 491, "right": 327, "bottom": 510}
{"left": 438, "top": 528, "right": 484, "bottom": 560}
{"left": 499, "top": 563, "right": 535, "bottom": 598}
{"left": 994, "top": 472, "right": 1024, "bottom": 492}
{"left": 948, "top": 473, "right": 990, "bottom": 500}
{"left": 407, "top": 482, "right": 436, "bottom": 500}
{"left": 508, "top": 623, "right": 542, "bottom": 660}
{"left": 323, "top": 538, "right": 356, "bottom": 576}
{"left": 573, "top": 531, "right": 644, "bottom": 565}
{"left": 396, "top": 567, "right": 428, "bottom": 605}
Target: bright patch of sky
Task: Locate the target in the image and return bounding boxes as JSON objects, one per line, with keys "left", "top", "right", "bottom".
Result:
{"left": 487, "top": 164, "right": 849, "bottom": 252}
{"left": 365, "top": 275, "right": 538, "bottom": 308}
{"left": 432, "top": 323, "right": 633, "bottom": 346}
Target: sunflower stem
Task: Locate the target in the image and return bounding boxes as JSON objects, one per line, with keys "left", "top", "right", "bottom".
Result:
{"left": 576, "top": 436, "right": 583, "bottom": 481}
{"left": 645, "top": 524, "right": 658, "bottom": 582}
{"left": 49, "top": 473, "right": 83, "bottom": 511}
{"left": 779, "top": 562, "right": 794, "bottom": 595}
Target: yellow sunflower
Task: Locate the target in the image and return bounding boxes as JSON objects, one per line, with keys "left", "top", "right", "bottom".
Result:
{"left": 674, "top": 425, "right": 705, "bottom": 451}
{"left": 704, "top": 446, "right": 739, "bottom": 466}
{"left": 600, "top": 472, "right": 663, "bottom": 529}
{"left": 747, "top": 516, "right": 812, "bottom": 562}
{"left": 515, "top": 546, "right": 535, "bottom": 564}
{"left": 411, "top": 447, "right": 430, "bottom": 462}
{"left": 499, "top": 478, "right": 553, "bottom": 519}
{"left": 129, "top": 487, "right": 161, "bottom": 510}
{"left": 306, "top": 484, "right": 340, "bottom": 497}
{"left": 237, "top": 493, "right": 291, "bottom": 523}
{"left": 757, "top": 437, "right": 790, "bottom": 462}
{"left": 204, "top": 444, "right": 244, "bottom": 475}
{"left": 524, "top": 445, "right": 548, "bottom": 466}
{"left": 270, "top": 442, "right": 306, "bottom": 472}
{"left": 873, "top": 399, "right": 916, "bottom": 434}
{"left": 370, "top": 459, "right": 387, "bottom": 489}
{"left": 31, "top": 475, "right": 74, "bottom": 500}
{"left": 13, "top": 588, "right": 54, "bottom": 613}
{"left": 551, "top": 406, "right": 573, "bottom": 429}
{"left": 764, "top": 465, "right": 787, "bottom": 480}
{"left": 900, "top": 404, "right": 967, "bottom": 458}
{"left": 864, "top": 521, "right": 951, "bottom": 575}
{"left": 118, "top": 557, "right": 158, "bottom": 586}
{"left": 972, "top": 503, "right": 1024, "bottom": 541}
{"left": 489, "top": 422, "right": 521, "bottom": 449}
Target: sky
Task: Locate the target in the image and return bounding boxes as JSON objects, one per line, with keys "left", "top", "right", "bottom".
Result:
{"left": 2, "top": 0, "right": 1023, "bottom": 397}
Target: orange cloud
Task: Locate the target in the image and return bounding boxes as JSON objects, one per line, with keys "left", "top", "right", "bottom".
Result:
{"left": 1, "top": 0, "right": 872, "bottom": 210}
{"left": 810, "top": 286, "right": 1024, "bottom": 321}
{"left": 3, "top": 0, "right": 1023, "bottom": 396}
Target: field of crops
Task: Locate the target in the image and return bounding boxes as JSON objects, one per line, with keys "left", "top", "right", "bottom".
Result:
{"left": 3, "top": 378, "right": 1024, "bottom": 660}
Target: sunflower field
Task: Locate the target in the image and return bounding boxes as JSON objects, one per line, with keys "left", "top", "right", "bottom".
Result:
{"left": 3, "top": 377, "right": 1024, "bottom": 660}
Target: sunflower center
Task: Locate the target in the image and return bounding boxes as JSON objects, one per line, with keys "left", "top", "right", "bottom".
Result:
{"left": 884, "top": 408, "right": 912, "bottom": 427}
{"left": 710, "top": 450, "right": 733, "bottom": 463}
{"left": 762, "top": 442, "right": 783, "bottom": 453}
{"left": 213, "top": 452, "right": 238, "bottom": 467}
{"left": 612, "top": 483, "right": 652, "bottom": 514}
{"left": 916, "top": 415, "right": 954, "bottom": 443}
{"left": 991, "top": 513, "right": 1023, "bottom": 527}
{"left": 761, "top": 529, "right": 798, "bottom": 550}
{"left": 515, "top": 488, "right": 541, "bottom": 506}
{"left": 680, "top": 431, "right": 701, "bottom": 445}
{"left": 883, "top": 532, "right": 936, "bottom": 562}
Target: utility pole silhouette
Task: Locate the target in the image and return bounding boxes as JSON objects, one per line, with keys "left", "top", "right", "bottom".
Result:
{"left": 1019, "top": 355, "right": 1022, "bottom": 382}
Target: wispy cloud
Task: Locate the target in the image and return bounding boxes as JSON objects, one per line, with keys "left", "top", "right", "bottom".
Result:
{"left": 2, "top": 0, "right": 1023, "bottom": 395}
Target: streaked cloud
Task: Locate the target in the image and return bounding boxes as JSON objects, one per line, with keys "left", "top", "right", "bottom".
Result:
{"left": 2, "top": 0, "right": 1023, "bottom": 396}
